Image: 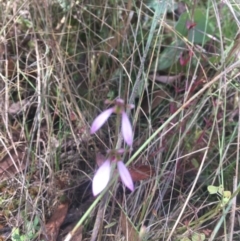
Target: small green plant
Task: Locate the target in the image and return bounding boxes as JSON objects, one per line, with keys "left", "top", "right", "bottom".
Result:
{"left": 155, "top": 8, "right": 215, "bottom": 71}
{"left": 11, "top": 216, "right": 42, "bottom": 241}
{"left": 208, "top": 184, "right": 231, "bottom": 206}
{"left": 179, "top": 232, "right": 205, "bottom": 241}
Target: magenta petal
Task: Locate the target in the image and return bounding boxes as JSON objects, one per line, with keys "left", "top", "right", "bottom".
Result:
{"left": 121, "top": 112, "right": 133, "bottom": 146}
{"left": 117, "top": 161, "right": 134, "bottom": 192}
{"left": 90, "top": 108, "right": 114, "bottom": 134}
{"left": 92, "top": 159, "right": 111, "bottom": 196}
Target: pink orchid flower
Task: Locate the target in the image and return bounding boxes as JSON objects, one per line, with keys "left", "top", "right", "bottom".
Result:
{"left": 90, "top": 99, "right": 134, "bottom": 146}
{"left": 92, "top": 158, "right": 134, "bottom": 196}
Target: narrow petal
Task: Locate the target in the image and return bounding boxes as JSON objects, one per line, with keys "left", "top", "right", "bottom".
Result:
{"left": 117, "top": 161, "right": 134, "bottom": 192}
{"left": 92, "top": 159, "right": 111, "bottom": 196}
{"left": 121, "top": 112, "right": 133, "bottom": 146}
{"left": 90, "top": 108, "right": 114, "bottom": 134}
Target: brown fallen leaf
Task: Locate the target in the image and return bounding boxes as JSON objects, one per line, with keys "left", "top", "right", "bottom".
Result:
{"left": 5, "top": 57, "right": 17, "bottom": 78}
{"left": 69, "top": 225, "right": 83, "bottom": 241}
{"left": 69, "top": 111, "right": 77, "bottom": 122}
{"left": 0, "top": 147, "right": 26, "bottom": 182}
{"left": 8, "top": 99, "right": 30, "bottom": 115}
{"left": 128, "top": 165, "right": 155, "bottom": 182}
{"left": 44, "top": 203, "right": 69, "bottom": 241}
{"left": 112, "top": 164, "right": 154, "bottom": 183}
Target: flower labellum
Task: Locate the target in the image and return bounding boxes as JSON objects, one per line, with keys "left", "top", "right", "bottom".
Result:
{"left": 92, "top": 159, "right": 111, "bottom": 196}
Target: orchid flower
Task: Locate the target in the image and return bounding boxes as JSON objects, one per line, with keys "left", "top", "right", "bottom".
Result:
{"left": 90, "top": 99, "right": 134, "bottom": 146}
{"left": 92, "top": 155, "right": 134, "bottom": 196}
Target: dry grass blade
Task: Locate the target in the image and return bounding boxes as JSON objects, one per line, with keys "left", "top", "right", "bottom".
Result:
{"left": 90, "top": 199, "right": 106, "bottom": 241}
{"left": 120, "top": 210, "right": 139, "bottom": 241}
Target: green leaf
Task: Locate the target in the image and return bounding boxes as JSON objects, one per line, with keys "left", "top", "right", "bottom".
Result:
{"left": 11, "top": 228, "right": 26, "bottom": 241}
{"left": 33, "top": 216, "right": 40, "bottom": 228}
{"left": 223, "top": 190, "right": 231, "bottom": 199}
{"left": 218, "top": 185, "right": 224, "bottom": 195}
{"left": 175, "top": 12, "right": 189, "bottom": 38}
{"left": 175, "top": 9, "right": 214, "bottom": 45}
{"left": 155, "top": 39, "right": 186, "bottom": 71}
{"left": 222, "top": 190, "right": 231, "bottom": 204}
{"left": 16, "top": 17, "right": 33, "bottom": 29}
{"left": 207, "top": 185, "right": 219, "bottom": 194}
{"left": 104, "top": 221, "right": 117, "bottom": 228}
{"left": 57, "top": 0, "right": 71, "bottom": 12}
{"left": 107, "top": 90, "right": 115, "bottom": 99}
{"left": 192, "top": 232, "right": 205, "bottom": 241}
{"left": 191, "top": 158, "right": 199, "bottom": 168}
